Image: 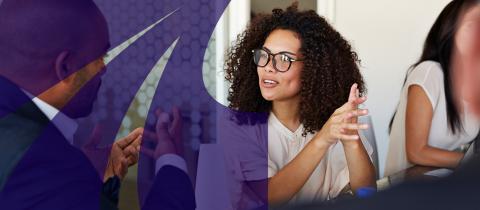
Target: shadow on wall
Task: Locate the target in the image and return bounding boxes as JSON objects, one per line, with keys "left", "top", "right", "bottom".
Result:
{"left": 251, "top": 0, "right": 316, "bottom": 17}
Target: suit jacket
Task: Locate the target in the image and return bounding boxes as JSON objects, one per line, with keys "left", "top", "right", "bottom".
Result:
{"left": 0, "top": 76, "right": 195, "bottom": 210}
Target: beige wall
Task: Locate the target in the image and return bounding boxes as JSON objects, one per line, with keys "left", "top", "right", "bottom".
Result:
{"left": 209, "top": 0, "right": 454, "bottom": 177}
{"left": 332, "top": 0, "right": 452, "bottom": 176}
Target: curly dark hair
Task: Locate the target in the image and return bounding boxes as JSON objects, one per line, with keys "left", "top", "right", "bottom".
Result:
{"left": 225, "top": 2, "right": 365, "bottom": 135}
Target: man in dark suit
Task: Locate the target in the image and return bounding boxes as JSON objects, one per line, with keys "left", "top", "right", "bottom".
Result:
{"left": 0, "top": 0, "right": 194, "bottom": 209}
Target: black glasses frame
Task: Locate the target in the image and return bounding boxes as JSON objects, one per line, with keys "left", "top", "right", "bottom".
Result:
{"left": 252, "top": 48, "right": 304, "bottom": 72}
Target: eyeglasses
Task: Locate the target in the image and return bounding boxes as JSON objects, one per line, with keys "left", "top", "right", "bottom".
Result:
{"left": 252, "top": 48, "right": 304, "bottom": 72}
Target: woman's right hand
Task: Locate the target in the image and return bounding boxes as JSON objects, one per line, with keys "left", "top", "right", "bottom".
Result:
{"left": 314, "top": 83, "right": 370, "bottom": 147}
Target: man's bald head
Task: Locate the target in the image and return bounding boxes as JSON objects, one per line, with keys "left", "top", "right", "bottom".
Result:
{"left": 0, "top": 0, "right": 110, "bottom": 95}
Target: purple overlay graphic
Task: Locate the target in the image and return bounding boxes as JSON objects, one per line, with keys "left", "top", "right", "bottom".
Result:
{"left": 0, "top": 0, "right": 268, "bottom": 209}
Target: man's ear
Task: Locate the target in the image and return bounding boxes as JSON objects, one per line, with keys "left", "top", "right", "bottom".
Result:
{"left": 54, "top": 51, "right": 72, "bottom": 81}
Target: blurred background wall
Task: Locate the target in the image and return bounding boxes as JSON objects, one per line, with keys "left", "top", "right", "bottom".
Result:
{"left": 208, "top": 0, "right": 452, "bottom": 177}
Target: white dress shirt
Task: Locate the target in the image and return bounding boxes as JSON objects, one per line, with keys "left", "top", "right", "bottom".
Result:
{"left": 26, "top": 91, "right": 187, "bottom": 175}
{"left": 29, "top": 94, "right": 78, "bottom": 144}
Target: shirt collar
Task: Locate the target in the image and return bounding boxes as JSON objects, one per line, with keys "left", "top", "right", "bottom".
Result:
{"left": 22, "top": 90, "right": 78, "bottom": 144}
{"left": 269, "top": 112, "right": 304, "bottom": 139}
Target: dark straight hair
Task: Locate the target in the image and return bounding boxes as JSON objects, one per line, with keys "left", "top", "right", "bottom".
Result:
{"left": 390, "top": 0, "right": 480, "bottom": 134}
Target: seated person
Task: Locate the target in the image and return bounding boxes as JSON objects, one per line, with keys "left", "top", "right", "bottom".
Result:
{"left": 385, "top": 0, "right": 480, "bottom": 176}
{"left": 220, "top": 3, "right": 376, "bottom": 209}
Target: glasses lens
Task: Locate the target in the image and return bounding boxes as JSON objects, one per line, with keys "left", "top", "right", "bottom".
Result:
{"left": 274, "top": 54, "right": 292, "bottom": 72}
{"left": 253, "top": 49, "right": 269, "bottom": 67}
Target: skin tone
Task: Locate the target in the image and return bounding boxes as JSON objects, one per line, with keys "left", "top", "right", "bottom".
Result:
{"left": 56, "top": 55, "right": 184, "bottom": 179}
{"left": 36, "top": 55, "right": 106, "bottom": 110}
{"left": 460, "top": 6, "right": 480, "bottom": 116}
{"left": 38, "top": 53, "right": 143, "bottom": 181}
{"left": 142, "top": 107, "right": 185, "bottom": 160}
{"left": 464, "top": 56, "right": 480, "bottom": 116}
{"left": 405, "top": 86, "right": 464, "bottom": 168}
{"left": 257, "top": 29, "right": 376, "bottom": 204}
{"left": 86, "top": 126, "right": 143, "bottom": 182}
{"left": 405, "top": 5, "right": 480, "bottom": 169}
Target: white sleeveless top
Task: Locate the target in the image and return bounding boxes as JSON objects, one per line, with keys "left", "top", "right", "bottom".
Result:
{"left": 384, "top": 61, "right": 480, "bottom": 177}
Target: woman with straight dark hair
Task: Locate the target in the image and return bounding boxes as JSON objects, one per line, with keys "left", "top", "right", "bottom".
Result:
{"left": 385, "top": 0, "right": 480, "bottom": 176}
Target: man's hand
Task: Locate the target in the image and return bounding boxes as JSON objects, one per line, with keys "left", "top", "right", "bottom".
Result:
{"left": 103, "top": 127, "right": 143, "bottom": 182}
{"left": 142, "top": 107, "right": 183, "bottom": 159}
{"left": 82, "top": 126, "right": 143, "bottom": 182}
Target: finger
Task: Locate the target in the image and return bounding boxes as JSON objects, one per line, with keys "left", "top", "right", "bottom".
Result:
{"left": 156, "top": 114, "right": 172, "bottom": 140}
{"left": 348, "top": 83, "right": 358, "bottom": 102}
{"left": 156, "top": 107, "right": 170, "bottom": 125}
{"left": 131, "top": 127, "right": 144, "bottom": 135}
{"left": 169, "top": 106, "right": 182, "bottom": 135}
{"left": 348, "top": 95, "right": 367, "bottom": 109}
{"left": 116, "top": 131, "right": 139, "bottom": 149}
{"left": 123, "top": 145, "right": 138, "bottom": 157}
{"left": 336, "top": 134, "right": 360, "bottom": 141}
{"left": 133, "top": 135, "right": 142, "bottom": 148}
{"left": 340, "top": 122, "right": 369, "bottom": 131}
{"left": 123, "top": 145, "right": 140, "bottom": 165}
{"left": 343, "top": 109, "right": 369, "bottom": 121}
{"left": 156, "top": 111, "right": 170, "bottom": 132}
{"left": 126, "top": 148, "right": 139, "bottom": 166}
{"left": 170, "top": 107, "right": 183, "bottom": 153}
{"left": 133, "top": 127, "right": 144, "bottom": 137}
{"left": 352, "top": 96, "right": 367, "bottom": 106}
{"left": 335, "top": 100, "right": 359, "bottom": 114}
{"left": 335, "top": 96, "right": 367, "bottom": 114}
{"left": 126, "top": 151, "right": 139, "bottom": 166}
{"left": 116, "top": 127, "right": 144, "bottom": 149}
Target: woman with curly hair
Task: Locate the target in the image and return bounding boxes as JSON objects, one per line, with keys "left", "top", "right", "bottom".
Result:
{"left": 221, "top": 3, "right": 376, "bottom": 207}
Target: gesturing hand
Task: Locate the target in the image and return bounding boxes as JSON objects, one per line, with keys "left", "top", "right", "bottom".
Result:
{"left": 314, "top": 83, "right": 369, "bottom": 147}
{"left": 104, "top": 127, "right": 143, "bottom": 181}
{"left": 82, "top": 125, "right": 143, "bottom": 182}
{"left": 141, "top": 106, "right": 184, "bottom": 160}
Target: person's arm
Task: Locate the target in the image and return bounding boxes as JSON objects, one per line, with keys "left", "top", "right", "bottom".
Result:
{"left": 141, "top": 107, "right": 195, "bottom": 210}
{"left": 405, "top": 85, "right": 464, "bottom": 168}
{"left": 341, "top": 86, "right": 376, "bottom": 192}
{"left": 143, "top": 166, "right": 195, "bottom": 210}
{"left": 268, "top": 138, "right": 331, "bottom": 204}
{"left": 342, "top": 140, "right": 376, "bottom": 191}
{"left": 268, "top": 84, "right": 369, "bottom": 204}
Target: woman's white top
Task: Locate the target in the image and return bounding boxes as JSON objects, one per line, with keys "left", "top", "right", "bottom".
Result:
{"left": 385, "top": 61, "right": 480, "bottom": 177}
{"left": 267, "top": 112, "right": 373, "bottom": 204}
{"left": 220, "top": 111, "right": 374, "bottom": 209}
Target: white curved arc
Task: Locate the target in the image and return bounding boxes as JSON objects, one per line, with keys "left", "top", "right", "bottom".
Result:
{"left": 116, "top": 37, "right": 180, "bottom": 140}
{"left": 105, "top": 7, "right": 180, "bottom": 65}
